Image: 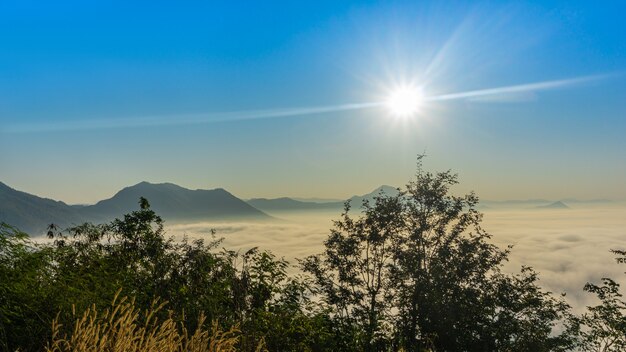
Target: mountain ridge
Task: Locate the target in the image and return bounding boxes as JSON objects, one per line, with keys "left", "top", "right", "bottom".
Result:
{"left": 2, "top": 181, "right": 612, "bottom": 234}
{"left": 0, "top": 181, "right": 85, "bottom": 234}
{"left": 246, "top": 185, "right": 401, "bottom": 213}
{"left": 0, "top": 181, "right": 270, "bottom": 234}
{"left": 536, "top": 201, "right": 570, "bottom": 209}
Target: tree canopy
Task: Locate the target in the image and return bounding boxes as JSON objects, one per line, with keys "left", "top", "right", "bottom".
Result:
{"left": 302, "top": 157, "right": 575, "bottom": 351}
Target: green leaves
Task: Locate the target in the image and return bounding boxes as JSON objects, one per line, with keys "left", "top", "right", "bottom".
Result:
{"left": 3, "top": 161, "right": 625, "bottom": 351}
{"left": 575, "top": 253, "right": 626, "bottom": 352}
{"left": 1, "top": 199, "right": 334, "bottom": 351}
{"left": 303, "top": 158, "right": 574, "bottom": 351}
{"left": 0, "top": 222, "right": 54, "bottom": 351}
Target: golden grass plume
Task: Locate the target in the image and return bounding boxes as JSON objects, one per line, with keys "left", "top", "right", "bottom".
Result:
{"left": 46, "top": 291, "right": 251, "bottom": 352}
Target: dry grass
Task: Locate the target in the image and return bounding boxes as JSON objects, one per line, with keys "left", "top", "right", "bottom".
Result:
{"left": 46, "top": 292, "right": 259, "bottom": 352}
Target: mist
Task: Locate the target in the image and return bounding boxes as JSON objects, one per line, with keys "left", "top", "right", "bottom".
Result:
{"left": 168, "top": 204, "right": 626, "bottom": 314}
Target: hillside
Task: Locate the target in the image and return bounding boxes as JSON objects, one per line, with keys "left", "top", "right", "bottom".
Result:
{"left": 82, "top": 182, "right": 269, "bottom": 222}
{"left": 247, "top": 197, "right": 342, "bottom": 212}
{"left": 536, "top": 201, "right": 570, "bottom": 209}
{"left": 0, "top": 182, "right": 83, "bottom": 233}
{"left": 246, "top": 185, "right": 400, "bottom": 213}
{"left": 0, "top": 181, "right": 270, "bottom": 234}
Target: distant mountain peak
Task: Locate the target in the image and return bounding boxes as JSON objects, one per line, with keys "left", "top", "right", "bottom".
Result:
{"left": 113, "top": 182, "right": 192, "bottom": 198}
{"left": 356, "top": 185, "right": 400, "bottom": 198}
{"left": 346, "top": 185, "right": 401, "bottom": 206}
{"left": 372, "top": 185, "right": 399, "bottom": 193}
{"left": 130, "top": 181, "right": 182, "bottom": 188}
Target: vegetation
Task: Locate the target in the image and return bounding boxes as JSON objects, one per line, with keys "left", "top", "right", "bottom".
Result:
{"left": 574, "top": 250, "right": 626, "bottom": 352}
{"left": 1, "top": 159, "right": 624, "bottom": 351}
{"left": 1, "top": 198, "right": 333, "bottom": 351}
{"left": 301, "top": 157, "right": 575, "bottom": 351}
{"left": 46, "top": 292, "right": 243, "bottom": 352}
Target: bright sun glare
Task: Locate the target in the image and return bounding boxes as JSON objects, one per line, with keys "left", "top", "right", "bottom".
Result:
{"left": 386, "top": 86, "right": 424, "bottom": 117}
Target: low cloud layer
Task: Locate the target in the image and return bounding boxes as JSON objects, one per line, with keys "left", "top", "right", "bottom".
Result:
{"left": 482, "top": 206, "right": 626, "bottom": 313}
{"left": 168, "top": 205, "right": 626, "bottom": 314}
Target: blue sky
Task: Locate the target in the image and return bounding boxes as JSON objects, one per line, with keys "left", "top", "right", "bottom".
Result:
{"left": 1, "top": 1, "right": 625, "bottom": 203}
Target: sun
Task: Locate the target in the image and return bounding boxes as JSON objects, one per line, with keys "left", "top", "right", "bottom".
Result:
{"left": 386, "top": 86, "right": 424, "bottom": 117}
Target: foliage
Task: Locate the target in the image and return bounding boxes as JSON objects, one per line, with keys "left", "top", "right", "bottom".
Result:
{"left": 4, "top": 159, "right": 626, "bottom": 351}
{"left": 0, "top": 198, "right": 332, "bottom": 351}
{"left": 575, "top": 250, "right": 626, "bottom": 352}
{"left": 46, "top": 291, "right": 244, "bottom": 352}
{"left": 0, "top": 222, "right": 53, "bottom": 351}
{"left": 302, "top": 156, "right": 575, "bottom": 351}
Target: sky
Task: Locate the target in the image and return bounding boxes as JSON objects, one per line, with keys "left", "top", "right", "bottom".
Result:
{"left": 1, "top": 0, "right": 625, "bottom": 204}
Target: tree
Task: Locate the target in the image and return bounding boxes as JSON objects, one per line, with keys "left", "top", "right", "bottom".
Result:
{"left": 302, "top": 194, "right": 405, "bottom": 351}
{"left": 0, "top": 223, "right": 53, "bottom": 351}
{"left": 303, "top": 156, "right": 574, "bottom": 351}
{"left": 576, "top": 250, "right": 626, "bottom": 352}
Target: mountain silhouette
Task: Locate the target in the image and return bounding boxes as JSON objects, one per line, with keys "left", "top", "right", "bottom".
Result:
{"left": 0, "top": 182, "right": 83, "bottom": 233}
{"left": 347, "top": 185, "right": 400, "bottom": 206}
{"left": 247, "top": 197, "right": 342, "bottom": 212}
{"left": 0, "top": 181, "right": 269, "bottom": 234}
{"left": 291, "top": 197, "right": 343, "bottom": 203}
{"left": 83, "top": 182, "right": 269, "bottom": 222}
{"left": 536, "top": 201, "right": 570, "bottom": 209}
{"left": 246, "top": 185, "right": 400, "bottom": 213}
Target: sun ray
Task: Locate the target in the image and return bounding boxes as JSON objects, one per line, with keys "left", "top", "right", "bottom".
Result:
{"left": 425, "top": 73, "right": 610, "bottom": 102}
{"left": 2, "top": 73, "right": 614, "bottom": 134}
{"left": 4, "top": 102, "right": 383, "bottom": 133}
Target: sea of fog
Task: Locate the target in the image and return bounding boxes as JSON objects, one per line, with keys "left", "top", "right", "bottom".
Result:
{"left": 168, "top": 204, "right": 626, "bottom": 314}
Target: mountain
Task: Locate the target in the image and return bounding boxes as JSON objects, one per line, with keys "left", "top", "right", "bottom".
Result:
{"left": 81, "top": 182, "right": 270, "bottom": 222}
{"left": 246, "top": 185, "right": 400, "bottom": 213}
{"left": 561, "top": 198, "right": 613, "bottom": 204}
{"left": 0, "top": 182, "right": 82, "bottom": 234}
{"left": 536, "top": 201, "right": 570, "bottom": 209}
{"left": 482, "top": 199, "right": 551, "bottom": 206}
{"left": 247, "top": 197, "right": 342, "bottom": 212}
{"left": 0, "top": 181, "right": 270, "bottom": 234}
{"left": 348, "top": 185, "right": 400, "bottom": 206}
{"left": 291, "top": 197, "right": 343, "bottom": 203}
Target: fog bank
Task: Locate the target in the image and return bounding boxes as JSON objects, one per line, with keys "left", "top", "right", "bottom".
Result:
{"left": 168, "top": 205, "right": 626, "bottom": 313}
